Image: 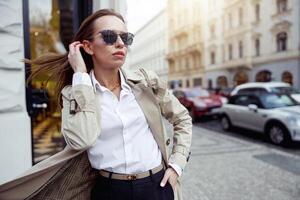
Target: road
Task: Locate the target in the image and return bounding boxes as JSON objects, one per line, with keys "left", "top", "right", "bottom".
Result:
{"left": 195, "top": 117, "right": 300, "bottom": 156}
{"left": 180, "top": 119, "right": 300, "bottom": 200}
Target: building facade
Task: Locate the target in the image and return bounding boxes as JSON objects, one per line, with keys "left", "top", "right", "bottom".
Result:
{"left": 93, "top": 0, "right": 127, "bottom": 18}
{"left": 203, "top": 0, "right": 300, "bottom": 89}
{"left": 127, "top": 10, "right": 168, "bottom": 80}
{"left": 0, "top": 0, "right": 32, "bottom": 185}
{"left": 166, "top": 0, "right": 204, "bottom": 89}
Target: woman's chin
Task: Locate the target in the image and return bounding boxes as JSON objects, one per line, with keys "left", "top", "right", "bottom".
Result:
{"left": 100, "top": 62, "right": 124, "bottom": 70}
{"left": 111, "top": 60, "right": 125, "bottom": 68}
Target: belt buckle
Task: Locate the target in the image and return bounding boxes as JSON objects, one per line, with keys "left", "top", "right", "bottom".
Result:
{"left": 127, "top": 175, "right": 137, "bottom": 180}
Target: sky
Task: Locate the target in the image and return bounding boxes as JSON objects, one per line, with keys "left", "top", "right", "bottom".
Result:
{"left": 126, "top": 0, "right": 167, "bottom": 33}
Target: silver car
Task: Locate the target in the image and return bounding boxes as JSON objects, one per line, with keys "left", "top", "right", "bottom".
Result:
{"left": 220, "top": 93, "right": 300, "bottom": 146}
{"left": 230, "top": 82, "right": 300, "bottom": 103}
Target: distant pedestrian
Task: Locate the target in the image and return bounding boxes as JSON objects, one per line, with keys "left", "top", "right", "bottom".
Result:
{"left": 0, "top": 9, "right": 192, "bottom": 200}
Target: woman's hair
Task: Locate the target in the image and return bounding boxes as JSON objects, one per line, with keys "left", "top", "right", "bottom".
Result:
{"left": 26, "top": 9, "right": 124, "bottom": 106}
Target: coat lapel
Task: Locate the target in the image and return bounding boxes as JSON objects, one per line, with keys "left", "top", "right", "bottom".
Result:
{"left": 121, "top": 68, "right": 168, "bottom": 165}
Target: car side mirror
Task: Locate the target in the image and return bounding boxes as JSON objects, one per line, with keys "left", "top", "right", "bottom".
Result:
{"left": 248, "top": 104, "right": 258, "bottom": 112}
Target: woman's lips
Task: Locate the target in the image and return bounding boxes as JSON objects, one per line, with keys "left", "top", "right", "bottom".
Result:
{"left": 112, "top": 51, "right": 125, "bottom": 58}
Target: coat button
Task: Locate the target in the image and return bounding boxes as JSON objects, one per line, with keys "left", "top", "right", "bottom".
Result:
{"left": 166, "top": 138, "right": 171, "bottom": 146}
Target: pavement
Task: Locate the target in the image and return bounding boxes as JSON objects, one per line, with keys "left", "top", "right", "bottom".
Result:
{"left": 181, "top": 125, "right": 300, "bottom": 200}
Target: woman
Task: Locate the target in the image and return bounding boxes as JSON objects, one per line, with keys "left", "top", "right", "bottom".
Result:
{"left": 0, "top": 9, "right": 192, "bottom": 200}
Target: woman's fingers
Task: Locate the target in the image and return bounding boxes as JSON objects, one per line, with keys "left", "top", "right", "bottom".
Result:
{"left": 160, "top": 168, "right": 178, "bottom": 189}
{"left": 75, "top": 43, "right": 83, "bottom": 52}
{"left": 68, "top": 41, "right": 87, "bottom": 73}
{"left": 69, "top": 41, "right": 81, "bottom": 55}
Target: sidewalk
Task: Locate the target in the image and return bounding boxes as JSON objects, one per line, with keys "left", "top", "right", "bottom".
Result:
{"left": 180, "top": 126, "right": 300, "bottom": 200}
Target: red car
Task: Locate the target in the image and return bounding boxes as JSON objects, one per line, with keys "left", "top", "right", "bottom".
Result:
{"left": 173, "top": 87, "right": 225, "bottom": 121}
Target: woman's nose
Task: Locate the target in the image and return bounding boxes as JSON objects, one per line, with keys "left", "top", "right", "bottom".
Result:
{"left": 115, "top": 36, "right": 125, "bottom": 48}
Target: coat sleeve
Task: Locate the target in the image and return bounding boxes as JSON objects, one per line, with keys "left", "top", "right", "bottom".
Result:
{"left": 144, "top": 69, "right": 193, "bottom": 171}
{"left": 61, "top": 85, "right": 100, "bottom": 150}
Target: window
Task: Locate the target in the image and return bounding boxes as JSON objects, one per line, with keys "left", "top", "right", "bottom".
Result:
{"left": 234, "top": 71, "right": 248, "bottom": 86}
{"left": 222, "top": 44, "right": 225, "bottom": 61}
{"left": 234, "top": 95, "right": 251, "bottom": 106}
{"left": 256, "top": 70, "right": 272, "bottom": 82}
{"left": 170, "top": 79, "right": 183, "bottom": 89}
{"left": 193, "top": 78, "right": 202, "bottom": 86}
{"left": 238, "top": 41, "right": 243, "bottom": 58}
{"left": 277, "top": 0, "right": 287, "bottom": 13}
{"left": 233, "top": 95, "right": 262, "bottom": 107}
{"left": 208, "top": 79, "right": 213, "bottom": 89}
{"left": 255, "top": 38, "right": 260, "bottom": 56}
{"left": 282, "top": 71, "right": 293, "bottom": 85}
{"left": 210, "top": 24, "right": 215, "bottom": 38}
{"left": 276, "top": 32, "right": 287, "bottom": 52}
{"left": 28, "top": 0, "right": 93, "bottom": 164}
{"left": 169, "top": 60, "right": 175, "bottom": 73}
{"left": 180, "top": 58, "right": 185, "bottom": 70}
{"left": 185, "top": 58, "right": 189, "bottom": 69}
{"left": 255, "top": 4, "right": 260, "bottom": 21}
{"left": 239, "top": 8, "right": 243, "bottom": 26}
{"left": 217, "top": 76, "right": 228, "bottom": 88}
{"left": 238, "top": 88, "right": 268, "bottom": 95}
{"left": 260, "top": 94, "right": 296, "bottom": 109}
{"left": 229, "top": 44, "right": 233, "bottom": 60}
{"left": 178, "top": 80, "right": 183, "bottom": 87}
{"left": 228, "top": 13, "right": 233, "bottom": 28}
{"left": 186, "top": 79, "right": 190, "bottom": 88}
{"left": 210, "top": 51, "right": 216, "bottom": 64}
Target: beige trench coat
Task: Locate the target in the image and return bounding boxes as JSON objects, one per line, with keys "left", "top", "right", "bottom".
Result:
{"left": 0, "top": 68, "right": 192, "bottom": 200}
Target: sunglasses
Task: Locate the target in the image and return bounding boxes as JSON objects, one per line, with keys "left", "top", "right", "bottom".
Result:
{"left": 97, "top": 30, "right": 134, "bottom": 46}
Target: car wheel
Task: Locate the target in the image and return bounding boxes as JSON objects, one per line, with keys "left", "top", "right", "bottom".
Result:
{"left": 266, "top": 123, "right": 291, "bottom": 146}
{"left": 221, "top": 115, "right": 231, "bottom": 131}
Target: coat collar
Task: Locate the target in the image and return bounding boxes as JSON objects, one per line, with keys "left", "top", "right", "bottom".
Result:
{"left": 120, "top": 67, "right": 144, "bottom": 83}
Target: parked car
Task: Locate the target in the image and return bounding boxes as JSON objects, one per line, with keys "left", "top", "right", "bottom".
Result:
{"left": 220, "top": 93, "right": 300, "bottom": 146}
{"left": 173, "top": 87, "right": 223, "bottom": 121}
{"left": 230, "top": 82, "right": 300, "bottom": 103}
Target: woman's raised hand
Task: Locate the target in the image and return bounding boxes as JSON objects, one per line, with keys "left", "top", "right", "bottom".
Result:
{"left": 68, "top": 41, "right": 87, "bottom": 73}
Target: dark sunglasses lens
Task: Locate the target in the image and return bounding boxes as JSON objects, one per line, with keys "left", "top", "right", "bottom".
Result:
{"left": 101, "top": 30, "right": 118, "bottom": 45}
{"left": 120, "top": 33, "right": 134, "bottom": 46}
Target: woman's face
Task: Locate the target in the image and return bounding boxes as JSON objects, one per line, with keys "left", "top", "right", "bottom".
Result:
{"left": 88, "top": 15, "right": 129, "bottom": 70}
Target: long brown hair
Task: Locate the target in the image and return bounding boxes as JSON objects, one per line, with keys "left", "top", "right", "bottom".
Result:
{"left": 26, "top": 9, "right": 124, "bottom": 106}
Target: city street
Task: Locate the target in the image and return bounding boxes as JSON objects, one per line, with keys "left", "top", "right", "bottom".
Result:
{"left": 181, "top": 121, "right": 300, "bottom": 200}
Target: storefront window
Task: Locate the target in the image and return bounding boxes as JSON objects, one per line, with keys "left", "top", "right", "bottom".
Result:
{"left": 217, "top": 76, "right": 228, "bottom": 88}
{"left": 234, "top": 71, "right": 248, "bottom": 86}
{"left": 27, "top": 0, "right": 92, "bottom": 163}
{"left": 282, "top": 71, "right": 293, "bottom": 85}
{"left": 256, "top": 70, "right": 272, "bottom": 82}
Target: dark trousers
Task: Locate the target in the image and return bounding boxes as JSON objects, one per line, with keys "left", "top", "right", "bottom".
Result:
{"left": 91, "top": 169, "right": 174, "bottom": 200}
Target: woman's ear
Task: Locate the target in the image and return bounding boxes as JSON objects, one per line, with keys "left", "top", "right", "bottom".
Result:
{"left": 82, "top": 40, "right": 94, "bottom": 55}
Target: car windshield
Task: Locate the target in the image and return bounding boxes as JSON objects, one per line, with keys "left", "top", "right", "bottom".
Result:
{"left": 259, "top": 94, "right": 297, "bottom": 109}
{"left": 185, "top": 88, "right": 210, "bottom": 97}
{"left": 271, "top": 86, "right": 299, "bottom": 94}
